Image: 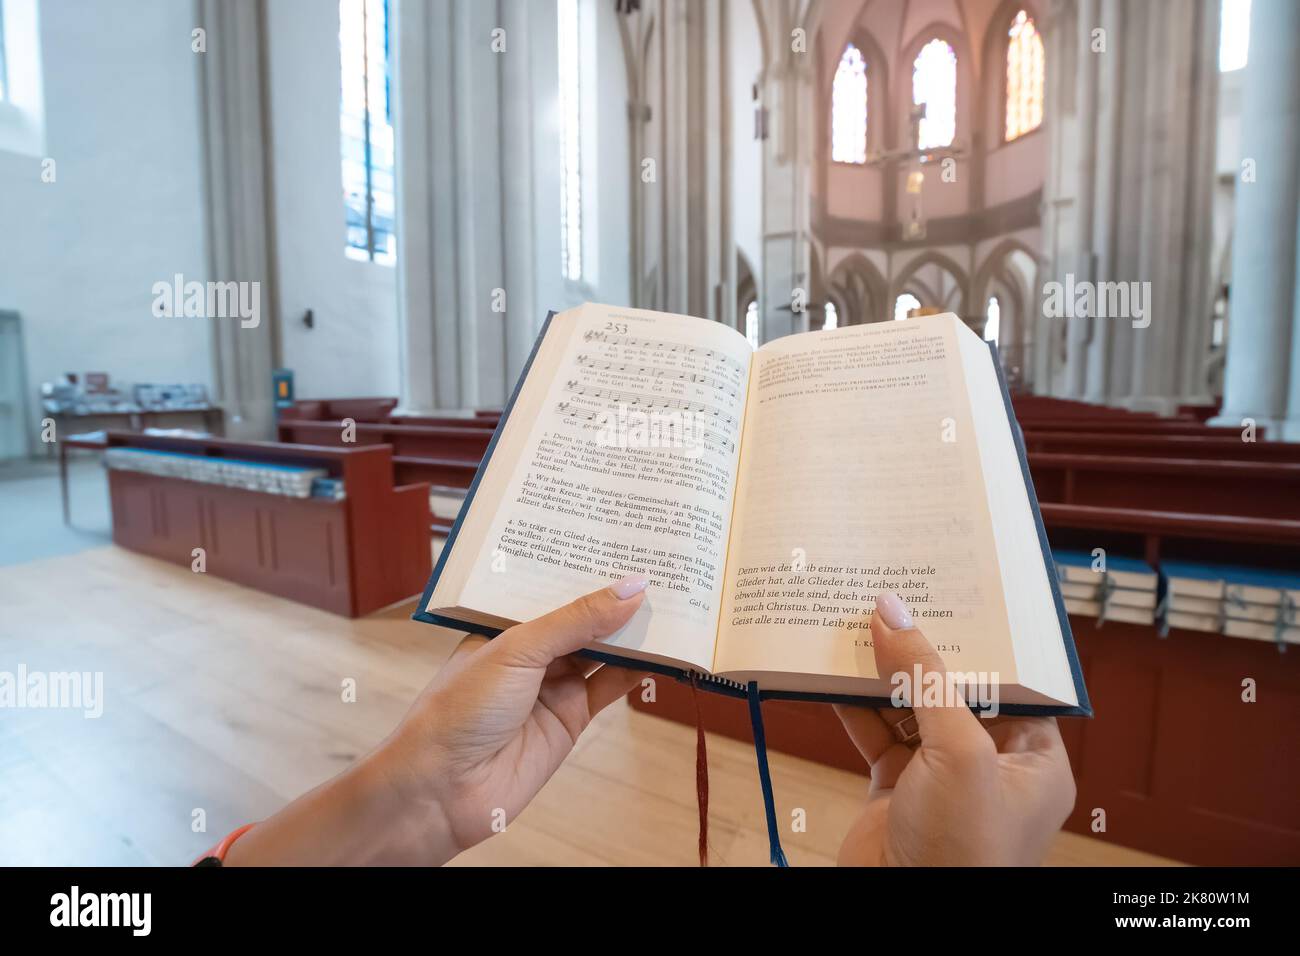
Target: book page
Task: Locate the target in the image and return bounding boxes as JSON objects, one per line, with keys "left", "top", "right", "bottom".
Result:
{"left": 712, "top": 314, "right": 1018, "bottom": 687}
{"left": 440, "top": 304, "right": 752, "bottom": 671}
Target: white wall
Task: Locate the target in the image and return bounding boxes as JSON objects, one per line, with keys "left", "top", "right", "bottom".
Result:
{"left": 0, "top": 0, "right": 211, "bottom": 410}
{"left": 265, "top": 0, "right": 400, "bottom": 400}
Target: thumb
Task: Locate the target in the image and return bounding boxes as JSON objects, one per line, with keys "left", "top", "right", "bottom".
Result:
{"left": 490, "top": 574, "right": 649, "bottom": 668}
{"left": 871, "top": 592, "right": 989, "bottom": 754}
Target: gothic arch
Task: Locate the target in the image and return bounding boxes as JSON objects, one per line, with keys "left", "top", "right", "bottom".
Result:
{"left": 890, "top": 250, "right": 971, "bottom": 315}
{"left": 828, "top": 252, "right": 889, "bottom": 324}
{"left": 972, "top": 236, "right": 1043, "bottom": 307}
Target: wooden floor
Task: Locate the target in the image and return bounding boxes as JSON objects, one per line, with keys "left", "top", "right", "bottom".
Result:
{"left": 0, "top": 545, "right": 1178, "bottom": 866}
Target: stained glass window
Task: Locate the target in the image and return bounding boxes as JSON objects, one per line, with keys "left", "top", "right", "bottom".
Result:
{"left": 559, "top": 0, "right": 583, "bottom": 281}
{"left": 1219, "top": 0, "right": 1250, "bottom": 72}
{"left": 1005, "top": 11, "right": 1044, "bottom": 141}
{"left": 340, "top": 0, "right": 395, "bottom": 264}
{"left": 912, "top": 39, "right": 956, "bottom": 150}
{"left": 985, "top": 297, "right": 1001, "bottom": 343}
{"left": 894, "top": 293, "right": 921, "bottom": 322}
{"left": 831, "top": 44, "right": 868, "bottom": 164}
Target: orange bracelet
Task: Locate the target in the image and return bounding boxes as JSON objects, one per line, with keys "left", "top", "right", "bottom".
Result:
{"left": 193, "top": 823, "right": 256, "bottom": 866}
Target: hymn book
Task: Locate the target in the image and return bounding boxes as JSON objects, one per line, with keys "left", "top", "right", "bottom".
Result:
{"left": 414, "top": 304, "right": 1090, "bottom": 716}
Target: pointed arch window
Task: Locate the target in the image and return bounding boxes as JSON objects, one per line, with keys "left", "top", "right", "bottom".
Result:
{"left": 1005, "top": 10, "right": 1044, "bottom": 141}
{"left": 831, "top": 44, "right": 868, "bottom": 164}
{"left": 912, "top": 39, "right": 957, "bottom": 150}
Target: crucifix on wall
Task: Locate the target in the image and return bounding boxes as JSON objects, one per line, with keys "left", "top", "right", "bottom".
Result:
{"left": 865, "top": 102, "right": 966, "bottom": 241}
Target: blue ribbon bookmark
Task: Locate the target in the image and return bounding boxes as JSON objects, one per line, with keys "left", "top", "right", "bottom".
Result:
{"left": 746, "top": 681, "right": 789, "bottom": 867}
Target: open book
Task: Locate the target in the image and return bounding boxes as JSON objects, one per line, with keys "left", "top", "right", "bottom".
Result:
{"left": 414, "top": 303, "right": 1090, "bottom": 716}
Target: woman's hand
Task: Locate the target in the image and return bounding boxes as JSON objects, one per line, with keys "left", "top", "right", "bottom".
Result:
{"left": 222, "top": 575, "right": 649, "bottom": 866}
{"left": 834, "top": 592, "right": 1077, "bottom": 866}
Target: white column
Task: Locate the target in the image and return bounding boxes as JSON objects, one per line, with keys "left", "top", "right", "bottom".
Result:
{"left": 1125, "top": 0, "right": 1205, "bottom": 414}
{"left": 500, "top": 0, "right": 540, "bottom": 378}
{"left": 392, "top": 0, "right": 437, "bottom": 414}
{"left": 1214, "top": 0, "right": 1300, "bottom": 434}
{"left": 196, "top": 0, "right": 277, "bottom": 439}
{"left": 1284, "top": 204, "right": 1300, "bottom": 439}
{"left": 756, "top": 0, "right": 813, "bottom": 343}
{"left": 395, "top": 0, "right": 541, "bottom": 412}
{"left": 1084, "top": 0, "right": 1123, "bottom": 402}
{"left": 1065, "top": 0, "right": 1099, "bottom": 400}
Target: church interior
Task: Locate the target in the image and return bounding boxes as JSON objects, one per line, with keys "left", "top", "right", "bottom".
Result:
{"left": 1, "top": 0, "right": 1297, "bottom": 868}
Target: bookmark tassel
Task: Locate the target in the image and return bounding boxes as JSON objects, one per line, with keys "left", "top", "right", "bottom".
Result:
{"left": 689, "top": 675, "right": 710, "bottom": 866}
{"left": 746, "top": 681, "right": 789, "bottom": 867}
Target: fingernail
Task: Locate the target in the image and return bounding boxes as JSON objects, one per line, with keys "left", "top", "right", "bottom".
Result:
{"left": 874, "top": 592, "right": 913, "bottom": 630}
{"left": 610, "top": 574, "right": 650, "bottom": 600}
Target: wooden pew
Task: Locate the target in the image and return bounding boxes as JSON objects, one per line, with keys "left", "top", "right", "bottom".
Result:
{"left": 276, "top": 419, "right": 495, "bottom": 533}
{"left": 626, "top": 503, "right": 1300, "bottom": 864}
{"left": 277, "top": 398, "right": 501, "bottom": 431}
{"left": 102, "top": 431, "right": 431, "bottom": 617}
{"left": 1040, "top": 503, "right": 1300, "bottom": 568}
{"left": 276, "top": 420, "right": 492, "bottom": 465}
{"left": 277, "top": 397, "right": 399, "bottom": 423}
{"left": 1022, "top": 431, "right": 1300, "bottom": 462}
{"left": 1018, "top": 419, "right": 1249, "bottom": 436}
{"left": 1027, "top": 453, "right": 1300, "bottom": 519}
{"left": 1178, "top": 401, "right": 1221, "bottom": 423}
{"left": 391, "top": 414, "right": 501, "bottom": 429}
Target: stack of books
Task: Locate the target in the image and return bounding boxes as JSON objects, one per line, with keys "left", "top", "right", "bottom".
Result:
{"left": 1161, "top": 562, "right": 1300, "bottom": 647}
{"left": 105, "top": 448, "right": 327, "bottom": 499}
{"left": 310, "top": 477, "right": 347, "bottom": 501}
{"left": 1054, "top": 550, "right": 1159, "bottom": 625}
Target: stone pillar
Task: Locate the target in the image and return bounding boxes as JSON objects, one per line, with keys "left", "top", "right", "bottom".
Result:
{"left": 1124, "top": 0, "right": 1216, "bottom": 414}
{"left": 499, "top": 0, "right": 540, "bottom": 378}
{"left": 1035, "top": 0, "right": 1071, "bottom": 395}
{"left": 196, "top": 0, "right": 278, "bottom": 439}
{"left": 1216, "top": 0, "right": 1300, "bottom": 435}
{"left": 1043, "top": 0, "right": 1218, "bottom": 411}
{"left": 391, "top": 0, "right": 437, "bottom": 414}
{"left": 394, "top": 0, "right": 543, "bottom": 412}
{"left": 1287, "top": 210, "right": 1300, "bottom": 438}
{"left": 1065, "top": 0, "right": 1098, "bottom": 400}
{"left": 756, "top": 0, "right": 815, "bottom": 343}
{"left": 1084, "top": 0, "right": 1123, "bottom": 402}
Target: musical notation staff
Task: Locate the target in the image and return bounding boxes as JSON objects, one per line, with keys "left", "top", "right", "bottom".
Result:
{"left": 555, "top": 401, "right": 736, "bottom": 454}
{"left": 561, "top": 381, "right": 738, "bottom": 428}
{"left": 575, "top": 355, "right": 738, "bottom": 397}
{"left": 582, "top": 329, "right": 747, "bottom": 374}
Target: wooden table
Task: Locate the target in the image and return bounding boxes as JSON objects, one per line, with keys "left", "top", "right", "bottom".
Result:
{"left": 45, "top": 406, "right": 225, "bottom": 458}
{"left": 59, "top": 432, "right": 110, "bottom": 525}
